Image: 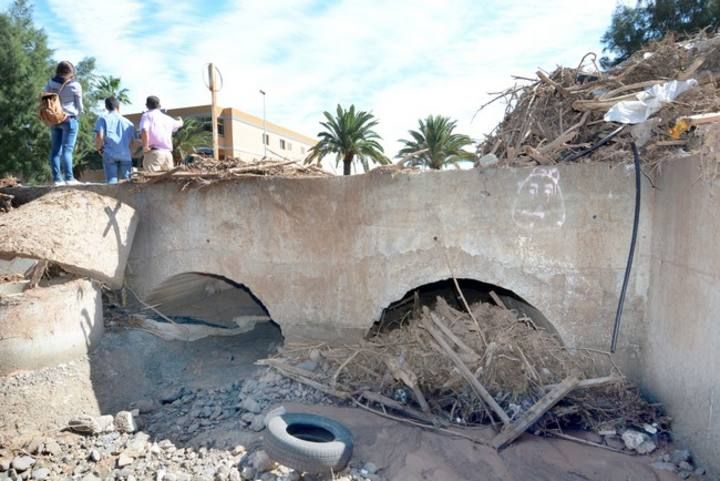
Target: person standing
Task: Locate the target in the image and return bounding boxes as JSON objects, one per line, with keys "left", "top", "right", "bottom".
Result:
{"left": 94, "top": 97, "right": 136, "bottom": 184}
{"left": 139, "top": 95, "right": 183, "bottom": 171}
{"left": 44, "top": 61, "right": 83, "bottom": 185}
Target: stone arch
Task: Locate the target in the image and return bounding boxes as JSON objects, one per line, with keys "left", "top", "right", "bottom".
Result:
{"left": 144, "top": 271, "right": 280, "bottom": 336}
{"left": 373, "top": 267, "right": 562, "bottom": 341}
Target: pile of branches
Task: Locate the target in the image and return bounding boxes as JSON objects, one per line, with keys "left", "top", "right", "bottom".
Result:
{"left": 477, "top": 32, "right": 720, "bottom": 173}
{"left": 132, "top": 157, "right": 332, "bottom": 188}
{"left": 263, "top": 297, "right": 665, "bottom": 436}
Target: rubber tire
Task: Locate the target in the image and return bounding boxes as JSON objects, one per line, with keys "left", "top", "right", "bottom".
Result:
{"left": 264, "top": 413, "right": 353, "bottom": 473}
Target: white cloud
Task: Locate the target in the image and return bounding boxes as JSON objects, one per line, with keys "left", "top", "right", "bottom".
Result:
{"left": 23, "top": 0, "right": 629, "bottom": 157}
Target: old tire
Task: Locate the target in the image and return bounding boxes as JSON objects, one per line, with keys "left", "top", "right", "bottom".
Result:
{"left": 264, "top": 413, "right": 353, "bottom": 473}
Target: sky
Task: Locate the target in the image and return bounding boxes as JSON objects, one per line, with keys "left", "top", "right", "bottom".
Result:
{"left": 5, "top": 0, "right": 629, "bottom": 157}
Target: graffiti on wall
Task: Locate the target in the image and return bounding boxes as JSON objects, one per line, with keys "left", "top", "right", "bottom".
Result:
{"left": 512, "top": 167, "right": 566, "bottom": 230}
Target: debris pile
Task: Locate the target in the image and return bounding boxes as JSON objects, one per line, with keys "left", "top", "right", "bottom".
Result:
{"left": 132, "top": 157, "right": 333, "bottom": 187}
{"left": 264, "top": 297, "right": 666, "bottom": 445}
{"left": 0, "top": 177, "right": 17, "bottom": 213}
{"left": 476, "top": 32, "right": 720, "bottom": 174}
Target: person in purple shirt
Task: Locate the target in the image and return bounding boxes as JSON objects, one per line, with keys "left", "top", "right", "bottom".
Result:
{"left": 139, "top": 95, "right": 183, "bottom": 171}
{"left": 44, "top": 61, "right": 83, "bottom": 186}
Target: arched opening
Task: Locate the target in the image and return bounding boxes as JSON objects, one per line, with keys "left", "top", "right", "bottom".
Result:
{"left": 374, "top": 278, "right": 559, "bottom": 338}
{"left": 143, "top": 272, "right": 282, "bottom": 342}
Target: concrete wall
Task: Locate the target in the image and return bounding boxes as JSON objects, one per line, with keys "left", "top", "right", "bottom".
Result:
{"left": 641, "top": 148, "right": 720, "bottom": 473}
{"left": 102, "top": 163, "right": 651, "bottom": 369}
{"left": 0, "top": 278, "right": 104, "bottom": 375}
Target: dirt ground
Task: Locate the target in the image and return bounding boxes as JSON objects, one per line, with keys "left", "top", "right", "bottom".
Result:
{"left": 0, "top": 326, "right": 694, "bottom": 481}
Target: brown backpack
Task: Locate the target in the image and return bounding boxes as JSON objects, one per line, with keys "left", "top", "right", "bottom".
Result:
{"left": 39, "top": 80, "right": 69, "bottom": 126}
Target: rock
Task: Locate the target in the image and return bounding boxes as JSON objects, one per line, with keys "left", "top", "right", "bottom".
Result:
{"left": 81, "top": 475, "right": 101, "bottom": 481}
{"left": 117, "top": 454, "right": 134, "bottom": 468}
{"left": 621, "top": 430, "right": 649, "bottom": 451}
{"left": 605, "top": 436, "right": 626, "bottom": 451}
{"left": 88, "top": 450, "right": 101, "bottom": 463}
{"left": 636, "top": 440, "right": 657, "bottom": 455}
{"left": 228, "top": 467, "right": 241, "bottom": 481}
{"left": 694, "top": 466, "right": 706, "bottom": 476}
{"left": 115, "top": 411, "right": 137, "bottom": 433}
{"left": 96, "top": 415, "right": 116, "bottom": 433}
{"left": 671, "top": 449, "right": 692, "bottom": 465}
{"left": 259, "top": 473, "right": 277, "bottom": 481}
{"left": 31, "top": 468, "right": 49, "bottom": 480}
{"left": 68, "top": 415, "right": 101, "bottom": 434}
{"left": 11, "top": 456, "right": 35, "bottom": 472}
{"left": 250, "top": 450, "right": 273, "bottom": 473}
{"left": 678, "top": 461, "right": 694, "bottom": 472}
{"left": 249, "top": 415, "right": 265, "bottom": 432}
{"left": 160, "top": 387, "right": 184, "bottom": 404}
{"left": 26, "top": 439, "right": 43, "bottom": 455}
{"left": 679, "top": 471, "right": 691, "bottom": 480}
{"left": 309, "top": 349, "right": 321, "bottom": 363}
{"left": 134, "top": 399, "right": 156, "bottom": 413}
{"left": 0, "top": 459, "right": 9, "bottom": 472}
{"left": 651, "top": 462, "right": 677, "bottom": 472}
{"left": 642, "top": 423, "right": 658, "bottom": 434}
{"left": 42, "top": 441, "right": 60, "bottom": 456}
{"left": 232, "top": 446, "right": 246, "bottom": 456}
{"left": 477, "top": 153, "right": 499, "bottom": 168}
{"left": 241, "top": 398, "right": 261, "bottom": 414}
{"left": 363, "top": 462, "right": 378, "bottom": 475}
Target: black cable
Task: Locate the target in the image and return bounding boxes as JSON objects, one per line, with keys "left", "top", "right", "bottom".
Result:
{"left": 611, "top": 142, "right": 641, "bottom": 353}
{"left": 561, "top": 125, "right": 625, "bottom": 162}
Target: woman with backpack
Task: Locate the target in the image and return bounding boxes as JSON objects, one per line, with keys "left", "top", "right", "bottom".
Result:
{"left": 43, "top": 60, "right": 83, "bottom": 186}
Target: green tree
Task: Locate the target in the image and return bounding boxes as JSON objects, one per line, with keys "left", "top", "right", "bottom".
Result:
{"left": 304, "top": 104, "right": 388, "bottom": 175}
{"left": 0, "top": 0, "right": 53, "bottom": 182}
{"left": 601, "top": 0, "right": 720, "bottom": 66}
{"left": 94, "top": 75, "right": 130, "bottom": 105}
{"left": 71, "top": 57, "right": 103, "bottom": 177}
{"left": 397, "top": 115, "right": 475, "bottom": 170}
{"left": 172, "top": 118, "right": 212, "bottom": 163}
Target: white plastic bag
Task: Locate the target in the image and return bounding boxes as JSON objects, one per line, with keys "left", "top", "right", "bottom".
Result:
{"left": 604, "top": 79, "right": 698, "bottom": 124}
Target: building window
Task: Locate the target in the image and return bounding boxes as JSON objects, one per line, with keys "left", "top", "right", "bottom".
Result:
{"left": 263, "top": 133, "right": 269, "bottom": 145}
{"left": 217, "top": 117, "right": 224, "bottom": 136}
{"left": 280, "top": 139, "right": 287, "bottom": 150}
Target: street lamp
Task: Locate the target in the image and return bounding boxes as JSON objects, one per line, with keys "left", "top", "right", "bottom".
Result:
{"left": 259, "top": 89, "right": 266, "bottom": 159}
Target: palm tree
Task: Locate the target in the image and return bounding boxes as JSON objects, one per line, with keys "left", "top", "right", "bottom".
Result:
{"left": 397, "top": 115, "right": 475, "bottom": 169}
{"left": 94, "top": 75, "right": 130, "bottom": 105}
{"left": 172, "top": 118, "right": 212, "bottom": 163}
{"left": 305, "top": 104, "right": 389, "bottom": 175}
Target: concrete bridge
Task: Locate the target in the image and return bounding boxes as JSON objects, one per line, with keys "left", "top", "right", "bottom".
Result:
{"left": 111, "top": 163, "right": 650, "bottom": 365}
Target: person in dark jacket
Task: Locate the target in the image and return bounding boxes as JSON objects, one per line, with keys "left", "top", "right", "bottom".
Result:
{"left": 44, "top": 60, "right": 83, "bottom": 186}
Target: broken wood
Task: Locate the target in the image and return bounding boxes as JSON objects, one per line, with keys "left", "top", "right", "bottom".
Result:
{"left": 543, "top": 375, "right": 622, "bottom": 392}
{"left": 677, "top": 56, "right": 705, "bottom": 81}
{"left": 26, "top": 260, "right": 47, "bottom": 289}
{"left": 536, "top": 70, "right": 571, "bottom": 98}
{"left": 359, "top": 391, "right": 441, "bottom": 426}
{"left": 543, "top": 431, "right": 627, "bottom": 454}
{"left": 422, "top": 309, "right": 510, "bottom": 425}
{"left": 258, "top": 358, "right": 351, "bottom": 400}
{"left": 491, "top": 375, "right": 580, "bottom": 449}
{"left": 429, "top": 305, "right": 480, "bottom": 363}
{"left": 489, "top": 291, "right": 507, "bottom": 310}
{"left": 683, "top": 111, "right": 720, "bottom": 126}
{"left": 385, "top": 357, "right": 432, "bottom": 414}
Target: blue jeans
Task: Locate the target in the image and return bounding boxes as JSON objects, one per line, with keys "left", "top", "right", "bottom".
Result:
{"left": 103, "top": 157, "right": 132, "bottom": 184}
{"left": 49, "top": 117, "right": 79, "bottom": 182}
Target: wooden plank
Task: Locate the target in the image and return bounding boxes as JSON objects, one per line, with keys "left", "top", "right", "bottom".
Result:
{"left": 489, "top": 290, "right": 508, "bottom": 310}
{"left": 491, "top": 375, "right": 580, "bottom": 449}
{"left": 422, "top": 310, "right": 511, "bottom": 425}
{"left": 429, "top": 307, "right": 480, "bottom": 362}
{"left": 542, "top": 375, "right": 622, "bottom": 392}
{"left": 359, "top": 391, "right": 443, "bottom": 426}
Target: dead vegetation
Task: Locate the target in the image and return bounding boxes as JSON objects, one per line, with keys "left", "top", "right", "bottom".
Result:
{"left": 262, "top": 295, "right": 666, "bottom": 446}
{"left": 131, "top": 157, "right": 333, "bottom": 189}
{"left": 476, "top": 32, "right": 720, "bottom": 178}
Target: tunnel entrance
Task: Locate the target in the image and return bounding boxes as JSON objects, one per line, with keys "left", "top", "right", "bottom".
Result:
{"left": 142, "top": 272, "right": 283, "bottom": 342}
{"left": 374, "top": 278, "right": 559, "bottom": 338}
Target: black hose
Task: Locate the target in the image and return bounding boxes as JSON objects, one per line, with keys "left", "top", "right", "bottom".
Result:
{"left": 611, "top": 142, "right": 641, "bottom": 353}
{"left": 561, "top": 125, "right": 625, "bottom": 162}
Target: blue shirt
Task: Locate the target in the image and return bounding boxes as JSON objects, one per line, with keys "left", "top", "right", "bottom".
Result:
{"left": 94, "top": 111, "right": 136, "bottom": 161}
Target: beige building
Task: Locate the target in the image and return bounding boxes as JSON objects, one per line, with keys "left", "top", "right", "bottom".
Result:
{"left": 126, "top": 104, "right": 316, "bottom": 162}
